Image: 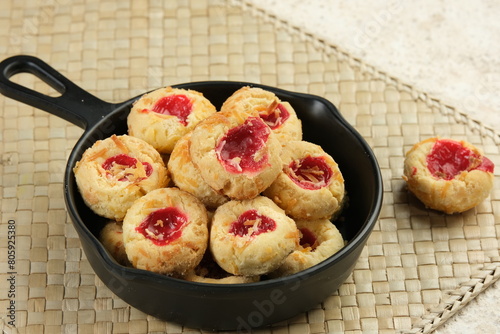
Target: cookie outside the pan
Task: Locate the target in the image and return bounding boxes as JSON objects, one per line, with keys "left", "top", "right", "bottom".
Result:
{"left": 403, "top": 137, "right": 494, "bottom": 214}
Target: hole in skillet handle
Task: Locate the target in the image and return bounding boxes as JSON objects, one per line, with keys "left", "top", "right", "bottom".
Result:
{"left": 0, "top": 55, "right": 122, "bottom": 129}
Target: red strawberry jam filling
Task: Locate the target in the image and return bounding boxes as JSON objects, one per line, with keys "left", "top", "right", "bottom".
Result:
{"left": 216, "top": 117, "right": 271, "bottom": 174}
{"left": 259, "top": 102, "right": 290, "bottom": 130}
{"left": 229, "top": 209, "right": 276, "bottom": 238}
{"left": 299, "top": 227, "right": 318, "bottom": 250}
{"left": 136, "top": 207, "right": 187, "bottom": 246}
{"left": 426, "top": 139, "right": 494, "bottom": 180}
{"left": 151, "top": 94, "right": 192, "bottom": 126}
{"left": 287, "top": 156, "right": 333, "bottom": 190}
{"left": 102, "top": 154, "right": 152, "bottom": 182}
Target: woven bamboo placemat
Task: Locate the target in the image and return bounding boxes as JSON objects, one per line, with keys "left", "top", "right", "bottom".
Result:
{"left": 1, "top": 0, "right": 499, "bottom": 333}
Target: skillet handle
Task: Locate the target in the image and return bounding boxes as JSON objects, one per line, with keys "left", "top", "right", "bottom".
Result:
{"left": 0, "top": 55, "right": 121, "bottom": 129}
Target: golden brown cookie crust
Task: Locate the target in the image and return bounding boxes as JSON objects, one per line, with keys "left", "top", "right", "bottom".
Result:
{"left": 183, "top": 273, "right": 259, "bottom": 284}
{"left": 73, "top": 135, "right": 169, "bottom": 221}
{"left": 220, "top": 86, "right": 303, "bottom": 143}
{"left": 99, "top": 221, "right": 131, "bottom": 266}
{"left": 263, "top": 140, "right": 345, "bottom": 220}
{"left": 210, "top": 196, "right": 299, "bottom": 276}
{"left": 168, "top": 132, "right": 229, "bottom": 209}
{"left": 189, "top": 110, "right": 283, "bottom": 200}
{"left": 270, "top": 218, "right": 345, "bottom": 277}
{"left": 122, "top": 188, "right": 209, "bottom": 275}
{"left": 128, "top": 87, "right": 217, "bottom": 153}
{"left": 403, "top": 137, "right": 494, "bottom": 214}
{"left": 180, "top": 249, "right": 260, "bottom": 284}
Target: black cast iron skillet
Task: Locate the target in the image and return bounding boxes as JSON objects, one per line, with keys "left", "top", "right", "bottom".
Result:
{"left": 0, "top": 55, "right": 383, "bottom": 331}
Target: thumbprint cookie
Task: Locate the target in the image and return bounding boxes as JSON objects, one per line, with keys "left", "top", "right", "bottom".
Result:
{"left": 189, "top": 110, "right": 282, "bottom": 200}
{"left": 210, "top": 196, "right": 299, "bottom": 276}
{"left": 74, "top": 135, "right": 169, "bottom": 221}
{"left": 264, "top": 140, "right": 345, "bottom": 220}
{"left": 128, "top": 87, "right": 217, "bottom": 153}
{"left": 99, "top": 221, "right": 130, "bottom": 266}
{"left": 122, "top": 188, "right": 209, "bottom": 275}
{"left": 183, "top": 271, "right": 260, "bottom": 284}
{"left": 270, "top": 219, "right": 345, "bottom": 277}
{"left": 403, "top": 137, "right": 494, "bottom": 214}
{"left": 168, "top": 132, "right": 228, "bottom": 209}
{"left": 220, "top": 86, "right": 302, "bottom": 143}
{"left": 182, "top": 252, "right": 260, "bottom": 284}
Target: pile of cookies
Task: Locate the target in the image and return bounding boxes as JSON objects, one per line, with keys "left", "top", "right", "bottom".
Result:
{"left": 74, "top": 86, "right": 346, "bottom": 283}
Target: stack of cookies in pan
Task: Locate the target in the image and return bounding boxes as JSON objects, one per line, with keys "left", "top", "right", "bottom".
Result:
{"left": 74, "top": 85, "right": 348, "bottom": 283}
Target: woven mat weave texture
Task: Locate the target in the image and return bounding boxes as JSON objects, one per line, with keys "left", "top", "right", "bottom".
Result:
{"left": 1, "top": 1, "right": 499, "bottom": 333}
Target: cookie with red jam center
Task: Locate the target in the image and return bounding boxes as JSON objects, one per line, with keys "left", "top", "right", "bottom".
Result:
{"left": 264, "top": 140, "right": 345, "bottom": 220}
{"left": 127, "top": 87, "right": 217, "bottom": 153}
{"left": 122, "top": 188, "right": 209, "bottom": 275}
{"left": 220, "top": 86, "right": 303, "bottom": 143}
{"left": 287, "top": 155, "right": 333, "bottom": 190}
{"left": 189, "top": 110, "right": 282, "bottom": 200}
{"left": 74, "top": 135, "right": 169, "bottom": 221}
{"left": 216, "top": 116, "right": 271, "bottom": 174}
{"left": 403, "top": 137, "right": 495, "bottom": 214}
{"left": 102, "top": 154, "right": 153, "bottom": 181}
{"left": 210, "top": 196, "right": 299, "bottom": 276}
{"left": 270, "top": 218, "right": 345, "bottom": 278}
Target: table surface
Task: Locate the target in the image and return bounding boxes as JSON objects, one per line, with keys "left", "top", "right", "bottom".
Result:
{"left": 245, "top": 0, "right": 500, "bottom": 132}
{"left": 0, "top": 1, "right": 498, "bottom": 333}
{"left": 243, "top": 0, "right": 500, "bottom": 333}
